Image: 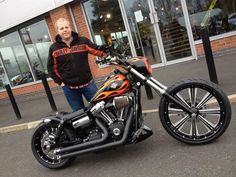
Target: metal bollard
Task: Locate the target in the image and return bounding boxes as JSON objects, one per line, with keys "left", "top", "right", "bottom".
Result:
{"left": 201, "top": 27, "right": 218, "bottom": 84}
{"left": 41, "top": 73, "right": 57, "bottom": 112}
{"left": 145, "top": 85, "right": 153, "bottom": 100}
{"left": 5, "top": 84, "right": 22, "bottom": 119}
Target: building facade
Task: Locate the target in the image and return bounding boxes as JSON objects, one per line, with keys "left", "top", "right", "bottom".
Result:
{"left": 0, "top": 0, "right": 236, "bottom": 99}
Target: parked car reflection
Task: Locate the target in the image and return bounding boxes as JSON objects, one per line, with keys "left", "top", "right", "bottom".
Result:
{"left": 228, "top": 13, "right": 236, "bottom": 29}
{"left": 10, "top": 62, "right": 46, "bottom": 86}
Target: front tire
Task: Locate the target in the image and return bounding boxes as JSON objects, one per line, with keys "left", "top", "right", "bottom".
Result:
{"left": 31, "top": 121, "right": 75, "bottom": 169}
{"left": 159, "top": 79, "right": 231, "bottom": 144}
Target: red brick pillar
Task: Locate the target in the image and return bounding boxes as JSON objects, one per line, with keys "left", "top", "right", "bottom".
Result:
{"left": 45, "top": 5, "right": 75, "bottom": 42}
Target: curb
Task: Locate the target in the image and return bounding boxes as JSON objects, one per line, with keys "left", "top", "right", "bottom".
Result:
{"left": 0, "top": 120, "right": 42, "bottom": 134}
{"left": 228, "top": 94, "right": 236, "bottom": 103}
{"left": 1, "top": 94, "right": 236, "bottom": 134}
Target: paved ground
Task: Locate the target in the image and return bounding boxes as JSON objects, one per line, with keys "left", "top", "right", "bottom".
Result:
{"left": 0, "top": 103, "right": 235, "bottom": 177}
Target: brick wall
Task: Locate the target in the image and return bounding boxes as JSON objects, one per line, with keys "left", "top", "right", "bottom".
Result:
{"left": 0, "top": 80, "right": 58, "bottom": 100}
{"left": 196, "top": 35, "right": 236, "bottom": 55}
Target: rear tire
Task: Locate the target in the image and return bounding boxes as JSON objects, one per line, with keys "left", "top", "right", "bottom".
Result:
{"left": 159, "top": 79, "right": 231, "bottom": 144}
{"left": 31, "top": 122, "right": 75, "bottom": 169}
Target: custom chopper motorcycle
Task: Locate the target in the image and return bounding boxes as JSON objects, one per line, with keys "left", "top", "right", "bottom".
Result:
{"left": 31, "top": 51, "right": 231, "bottom": 169}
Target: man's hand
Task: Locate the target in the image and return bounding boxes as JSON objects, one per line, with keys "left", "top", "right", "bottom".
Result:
{"left": 99, "top": 45, "right": 110, "bottom": 51}
{"left": 61, "top": 82, "right": 65, "bottom": 87}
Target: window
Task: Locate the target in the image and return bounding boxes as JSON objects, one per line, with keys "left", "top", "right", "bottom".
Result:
{"left": 186, "top": 0, "right": 236, "bottom": 40}
{"left": 0, "top": 32, "right": 33, "bottom": 86}
{"left": 19, "top": 20, "right": 52, "bottom": 80}
{"left": 83, "top": 0, "right": 131, "bottom": 56}
{"left": 0, "top": 19, "right": 52, "bottom": 90}
{"left": 0, "top": 61, "right": 8, "bottom": 90}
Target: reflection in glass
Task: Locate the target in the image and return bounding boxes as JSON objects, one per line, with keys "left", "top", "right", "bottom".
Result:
{"left": 123, "top": 0, "right": 161, "bottom": 65}
{"left": 0, "top": 32, "right": 33, "bottom": 86}
{"left": 20, "top": 20, "right": 51, "bottom": 80}
{"left": 186, "top": 0, "right": 236, "bottom": 40}
{"left": 83, "top": 0, "right": 131, "bottom": 56}
{"left": 153, "top": 0, "right": 192, "bottom": 61}
{"left": 0, "top": 57, "right": 8, "bottom": 89}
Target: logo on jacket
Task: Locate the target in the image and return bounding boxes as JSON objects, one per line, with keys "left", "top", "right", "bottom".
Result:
{"left": 52, "top": 45, "right": 87, "bottom": 58}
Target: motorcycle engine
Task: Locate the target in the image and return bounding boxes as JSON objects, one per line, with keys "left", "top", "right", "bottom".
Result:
{"left": 113, "top": 96, "right": 131, "bottom": 109}
{"left": 91, "top": 95, "right": 132, "bottom": 139}
{"left": 109, "top": 120, "right": 125, "bottom": 139}
{"left": 88, "top": 128, "right": 102, "bottom": 141}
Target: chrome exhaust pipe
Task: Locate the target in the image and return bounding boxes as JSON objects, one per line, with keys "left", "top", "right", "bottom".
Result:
{"left": 56, "top": 118, "right": 108, "bottom": 154}
{"left": 59, "top": 107, "right": 134, "bottom": 159}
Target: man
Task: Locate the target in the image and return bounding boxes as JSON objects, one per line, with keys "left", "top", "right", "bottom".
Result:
{"left": 47, "top": 18, "right": 107, "bottom": 112}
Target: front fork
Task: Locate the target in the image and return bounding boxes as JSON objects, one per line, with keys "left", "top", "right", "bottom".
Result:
{"left": 129, "top": 67, "right": 195, "bottom": 115}
{"left": 148, "top": 77, "right": 195, "bottom": 115}
{"left": 133, "top": 86, "right": 143, "bottom": 131}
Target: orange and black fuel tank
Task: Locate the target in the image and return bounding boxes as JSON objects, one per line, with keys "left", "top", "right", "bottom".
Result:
{"left": 91, "top": 74, "right": 131, "bottom": 102}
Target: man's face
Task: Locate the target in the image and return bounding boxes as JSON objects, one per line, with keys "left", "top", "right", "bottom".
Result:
{"left": 57, "top": 20, "right": 72, "bottom": 41}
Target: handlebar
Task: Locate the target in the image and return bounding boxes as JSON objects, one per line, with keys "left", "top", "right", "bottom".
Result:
{"left": 96, "top": 46, "right": 131, "bottom": 67}
{"left": 96, "top": 55, "right": 119, "bottom": 65}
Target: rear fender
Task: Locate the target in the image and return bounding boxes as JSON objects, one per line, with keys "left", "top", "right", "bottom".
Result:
{"left": 42, "top": 115, "right": 63, "bottom": 124}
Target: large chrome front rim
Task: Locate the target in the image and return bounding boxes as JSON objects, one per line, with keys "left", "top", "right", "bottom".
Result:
{"left": 165, "top": 86, "right": 226, "bottom": 141}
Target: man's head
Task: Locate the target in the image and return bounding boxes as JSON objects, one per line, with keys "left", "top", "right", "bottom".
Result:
{"left": 55, "top": 18, "right": 72, "bottom": 41}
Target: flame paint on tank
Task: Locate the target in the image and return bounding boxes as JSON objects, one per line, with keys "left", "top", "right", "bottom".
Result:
{"left": 91, "top": 74, "right": 131, "bottom": 102}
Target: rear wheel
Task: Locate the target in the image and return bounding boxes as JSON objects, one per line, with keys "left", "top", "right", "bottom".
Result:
{"left": 31, "top": 122, "right": 75, "bottom": 169}
{"left": 159, "top": 79, "right": 231, "bottom": 144}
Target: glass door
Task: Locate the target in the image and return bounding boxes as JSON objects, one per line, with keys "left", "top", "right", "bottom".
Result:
{"left": 122, "top": 0, "right": 162, "bottom": 65}
{"left": 152, "top": 0, "right": 193, "bottom": 62}
{"left": 121, "top": 0, "right": 195, "bottom": 66}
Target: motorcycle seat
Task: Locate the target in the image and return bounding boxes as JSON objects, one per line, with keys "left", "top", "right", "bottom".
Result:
{"left": 56, "top": 109, "right": 84, "bottom": 121}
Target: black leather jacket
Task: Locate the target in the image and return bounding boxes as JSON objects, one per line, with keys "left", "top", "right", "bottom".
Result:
{"left": 47, "top": 32, "right": 105, "bottom": 86}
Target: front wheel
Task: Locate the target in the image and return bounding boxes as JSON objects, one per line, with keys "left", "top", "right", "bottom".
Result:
{"left": 159, "top": 79, "right": 231, "bottom": 144}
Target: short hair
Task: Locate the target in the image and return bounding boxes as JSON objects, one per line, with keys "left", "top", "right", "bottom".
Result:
{"left": 54, "top": 18, "right": 71, "bottom": 30}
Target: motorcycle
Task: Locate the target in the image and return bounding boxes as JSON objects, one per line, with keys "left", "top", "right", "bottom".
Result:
{"left": 11, "top": 62, "right": 46, "bottom": 86}
{"left": 32, "top": 62, "right": 47, "bottom": 80}
{"left": 11, "top": 71, "right": 33, "bottom": 86}
{"left": 31, "top": 51, "right": 231, "bottom": 169}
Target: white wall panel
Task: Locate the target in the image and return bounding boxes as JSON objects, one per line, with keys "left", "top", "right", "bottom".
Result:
{"left": 0, "top": 0, "right": 73, "bottom": 32}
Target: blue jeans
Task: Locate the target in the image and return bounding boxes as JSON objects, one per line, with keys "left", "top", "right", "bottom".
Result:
{"left": 62, "top": 81, "right": 98, "bottom": 112}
